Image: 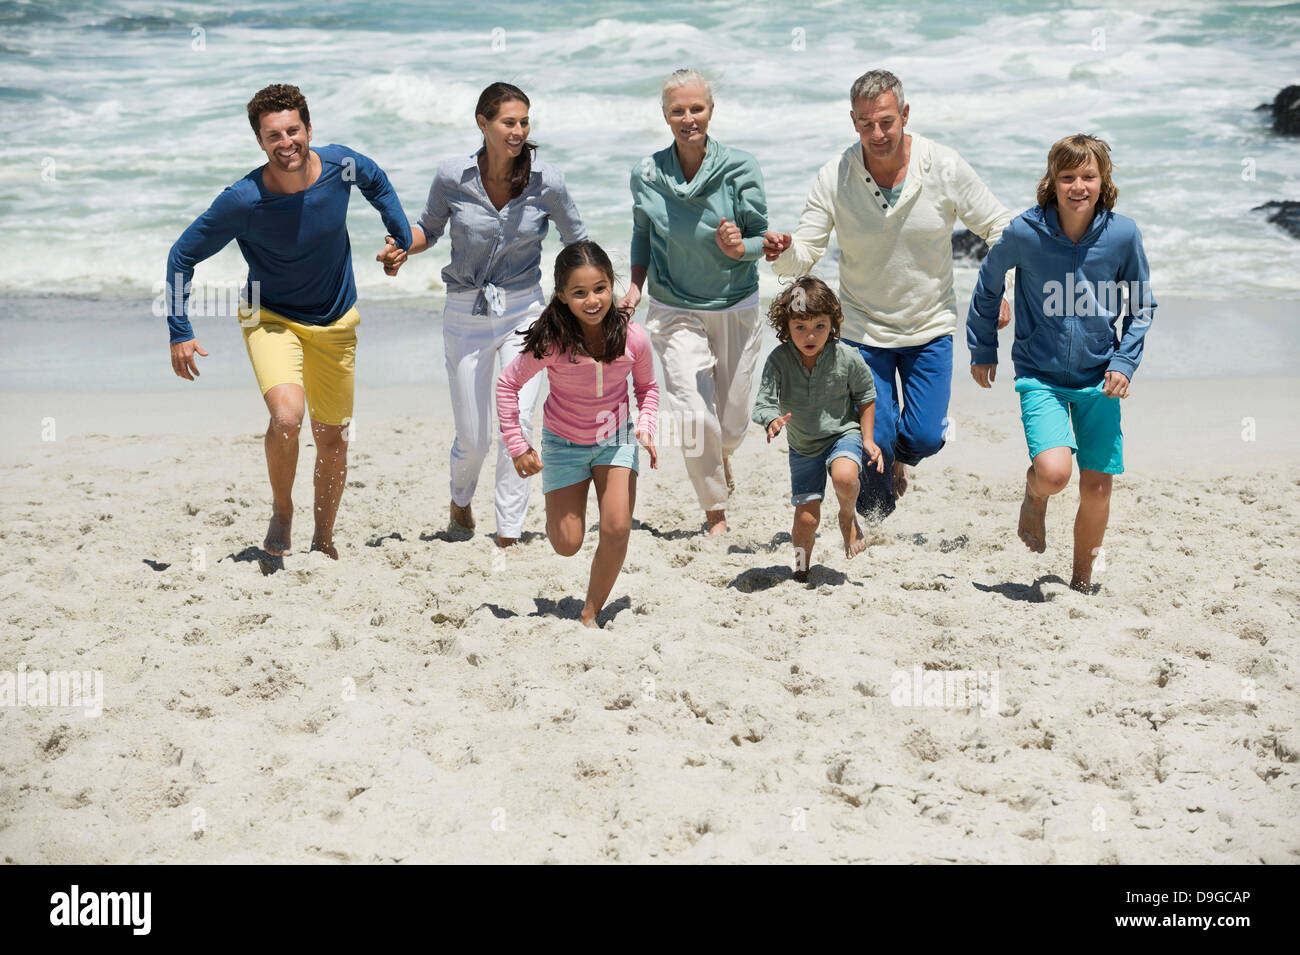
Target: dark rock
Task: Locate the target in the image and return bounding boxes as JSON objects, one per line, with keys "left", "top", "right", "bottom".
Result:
{"left": 1264, "top": 85, "right": 1300, "bottom": 136}
{"left": 1252, "top": 200, "right": 1300, "bottom": 241}
{"left": 951, "top": 228, "right": 989, "bottom": 263}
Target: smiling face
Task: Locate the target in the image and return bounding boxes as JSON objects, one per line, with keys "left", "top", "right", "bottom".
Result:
{"left": 789, "top": 313, "right": 832, "bottom": 362}
{"left": 256, "top": 109, "right": 311, "bottom": 174}
{"left": 557, "top": 264, "right": 613, "bottom": 334}
{"left": 1055, "top": 159, "right": 1101, "bottom": 219}
{"left": 663, "top": 82, "right": 712, "bottom": 149}
{"left": 477, "top": 97, "right": 529, "bottom": 162}
{"left": 850, "top": 91, "right": 908, "bottom": 164}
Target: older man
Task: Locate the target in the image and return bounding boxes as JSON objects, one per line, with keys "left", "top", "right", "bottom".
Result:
{"left": 765, "top": 70, "right": 1010, "bottom": 519}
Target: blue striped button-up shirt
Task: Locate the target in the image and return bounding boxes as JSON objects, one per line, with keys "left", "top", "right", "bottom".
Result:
{"left": 416, "top": 152, "right": 587, "bottom": 315}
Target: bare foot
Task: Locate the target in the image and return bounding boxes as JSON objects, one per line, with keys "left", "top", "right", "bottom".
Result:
{"left": 449, "top": 501, "right": 475, "bottom": 532}
{"left": 705, "top": 509, "right": 727, "bottom": 535}
{"left": 792, "top": 568, "right": 809, "bottom": 584}
{"left": 723, "top": 456, "right": 735, "bottom": 494}
{"left": 840, "top": 511, "right": 865, "bottom": 559}
{"left": 264, "top": 511, "right": 292, "bottom": 556}
{"left": 1017, "top": 484, "right": 1048, "bottom": 553}
{"left": 310, "top": 540, "right": 339, "bottom": 560}
{"left": 496, "top": 536, "right": 517, "bottom": 548}
{"left": 893, "top": 461, "right": 909, "bottom": 499}
{"left": 1069, "top": 574, "right": 1095, "bottom": 594}
{"left": 580, "top": 606, "right": 600, "bottom": 628}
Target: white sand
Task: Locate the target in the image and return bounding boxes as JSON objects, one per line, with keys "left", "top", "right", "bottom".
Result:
{"left": 1, "top": 373, "right": 1297, "bottom": 863}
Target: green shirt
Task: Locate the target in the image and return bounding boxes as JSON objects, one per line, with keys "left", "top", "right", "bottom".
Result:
{"left": 629, "top": 137, "right": 768, "bottom": 310}
{"left": 751, "top": 340, "right": 877, "bottom": 456}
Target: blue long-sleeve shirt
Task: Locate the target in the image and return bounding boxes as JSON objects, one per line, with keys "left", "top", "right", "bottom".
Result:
{"left": 967, "top": 205, "right": 1156, "bottom": 388}
{"left": 416, "top": 153, "right": 586, "bottom": 316}
{"left": 165, "top": 144, "right": 412, "bottom": 343}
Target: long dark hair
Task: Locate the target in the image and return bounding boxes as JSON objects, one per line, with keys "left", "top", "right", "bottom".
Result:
{"left": 475, "top": 82, "right": 536, "bottom": 199}
{"left": 519, "top": 242, "right": 630, "bottom": 364}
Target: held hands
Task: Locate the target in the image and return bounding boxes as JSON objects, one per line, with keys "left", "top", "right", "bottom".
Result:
{"left": 762, "top": 231, "right": 792, "bottom": 262}
{"left": 1101, "top": 370, "right": 1130, "bottom": 398}
{"left": 513, "top": 448, "right": 542, "bottom": 479}
{"left": 170, "top": 339, "right": 208, "bottom": 381}
{"left": 636, "top": 429, "right": 658, "bottom": 469}
{"left": 616, "top": 285, "right": 642, "bottom": 313}
{"left": 970, "top": 363, "right": 997, "bottom": 388}
{"left": 766, "top": 413, "right": 792, "bottom": 443}
{"left": 376, "top": 235, "right": 407, "bottom": 276}
{"left": 997, "top": 298, "right": 1011, "bottom": 329}
{"left": 715, "top": 218, "right": 745, "bottom": 260}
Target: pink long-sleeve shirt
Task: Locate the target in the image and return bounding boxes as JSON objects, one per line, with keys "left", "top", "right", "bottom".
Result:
{"left": 497, "top": 321, "right": 660, "bottom": 458}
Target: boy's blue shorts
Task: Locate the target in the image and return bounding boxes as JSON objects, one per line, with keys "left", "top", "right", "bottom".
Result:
{"left": 788, "top": 431, "right": 864, "bottom": 506}
{"left": 1016, "top": 377, "right": 1123, "bottom": 474}
{"left": 540, "top": 426, "right": 639, "bottom": 494}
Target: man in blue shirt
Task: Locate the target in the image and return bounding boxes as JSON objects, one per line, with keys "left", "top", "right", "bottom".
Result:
{"left": 166, "top": 84, "right": 411, "bottom": 561}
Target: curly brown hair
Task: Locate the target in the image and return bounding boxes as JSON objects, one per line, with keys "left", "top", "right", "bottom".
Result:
{"left": 767, "top": 276, "right": 843, "bottom": 343}
{"left": 1036, "top": 134, "right": 1118, "bottom": 211}
{"left": 247, "top": 84, "right": 310, "bottom": 137}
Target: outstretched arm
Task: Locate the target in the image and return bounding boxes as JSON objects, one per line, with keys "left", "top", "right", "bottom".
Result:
{"left": 165, "top": 185, "right": 249, "bottom": 377}
{"left": 769, "top": 165, "right": 834, "bottom": 276}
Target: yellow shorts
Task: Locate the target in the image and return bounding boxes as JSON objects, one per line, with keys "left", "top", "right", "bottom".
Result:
{"left": 240, "top": 306, "right": 359, "bottom": 426}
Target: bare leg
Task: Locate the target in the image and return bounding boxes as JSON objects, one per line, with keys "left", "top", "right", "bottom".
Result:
{"left": 831, "top": 458, "right": 865, "bottom": 559}
{"left": 792, "top": 500, "right": 820, "bottom": 583}
{"left": 310, "top": 420, "right": 347, "bottom": 559}
{"left": 706, "top": 509, "right": 727, "bottom": 535}
{"left": 1018, "top": 447, "right": 1072, "bottom": 554}
{"left": 723, "top": 455, "right": 735, "bottom": 494}
{"left": 262, "top": 384, "right": 305, "bottom": 555}
{"left": 1071, "top": 468, "right": 1113, "bottom": 593}
{"left": 582, "top": 466, "right": 636, "bottom": 627}
{"left": 544, "top": 479, "right": 590, "bottom": 558}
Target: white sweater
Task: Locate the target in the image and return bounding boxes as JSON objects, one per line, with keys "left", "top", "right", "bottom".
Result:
{"left": 773, "top": 133, "right": 1011, "bottom": 349}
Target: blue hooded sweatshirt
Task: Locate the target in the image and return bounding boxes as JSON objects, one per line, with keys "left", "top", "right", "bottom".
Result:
{"left": 966, "top": 205, "right": 1155, "bottom": 388}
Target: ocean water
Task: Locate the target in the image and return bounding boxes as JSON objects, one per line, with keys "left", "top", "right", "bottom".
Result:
{"left": 0, "top": 0, "right": 1297, "bottom": 387}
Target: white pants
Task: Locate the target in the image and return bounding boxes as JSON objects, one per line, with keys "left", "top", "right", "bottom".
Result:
{"left": 644, "top": 291, "right": 764, "bottom": 511}
{"left": 443, "top": 285, "right": 544, "bottom": 537}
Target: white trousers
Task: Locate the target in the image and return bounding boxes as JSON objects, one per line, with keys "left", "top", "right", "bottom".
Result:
{"left": 443, "top": 285, "right": 544, "bottom": 537}
{"left": 644, "top": 291, "right": 764, "bottom": 511}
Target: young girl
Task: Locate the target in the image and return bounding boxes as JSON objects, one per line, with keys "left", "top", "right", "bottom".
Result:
{"left": 967, "top": 134, "right": 1156, "bottom": 593}
{"left": 496, "top": 241, "right": 660, "bottom": 627}
{"left": 751, "top": 277, "right": 884, "bottom": 582}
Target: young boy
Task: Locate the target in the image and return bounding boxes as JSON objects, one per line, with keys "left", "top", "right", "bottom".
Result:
{"left": 967, "top": 134, "right": 1156, "bottom": 593}
{"left": 752, "top": 277, "right": 884, "bottom": 581}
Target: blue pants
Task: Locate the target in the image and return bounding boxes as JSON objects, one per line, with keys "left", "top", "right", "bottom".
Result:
{"left": 843, "top": 334, "right": 952, "bottom": 518}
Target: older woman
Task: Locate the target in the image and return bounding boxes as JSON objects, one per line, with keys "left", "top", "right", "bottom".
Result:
{"left": 617, "top": 69, "right": 768, "bottom": 535}
{"left": 381, "top": 82, "right": 586, "bottom": 546}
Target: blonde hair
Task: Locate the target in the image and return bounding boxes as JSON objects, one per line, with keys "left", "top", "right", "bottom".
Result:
{"left": 1037, "top": 134, "right": 1118, "bottom": 210}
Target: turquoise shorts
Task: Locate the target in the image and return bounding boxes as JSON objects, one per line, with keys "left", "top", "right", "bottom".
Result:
{"left": 1016, "top": 377, "right": 1123, "bottom": 474}
{"left": 540, "top": 425, "right": 639, "bottom": 494}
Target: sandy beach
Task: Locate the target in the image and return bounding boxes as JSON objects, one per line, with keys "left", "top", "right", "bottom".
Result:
{"left": 2, "top": 358, "right": 1297, "bottom": 864}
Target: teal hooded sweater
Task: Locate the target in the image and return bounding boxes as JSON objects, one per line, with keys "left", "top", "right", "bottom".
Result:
{"left": 629, "top": 137, "right": 768, "bottom": 310}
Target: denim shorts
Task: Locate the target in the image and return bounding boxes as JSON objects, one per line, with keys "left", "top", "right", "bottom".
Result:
{"left": 1016, "top": 377, "right": 1123, "bottom": 474}
{"left": 788, "top": 430, "right": 864, "bottom": 505}
{"left": 540, "top": 425, "right": 640, "bottom": 494}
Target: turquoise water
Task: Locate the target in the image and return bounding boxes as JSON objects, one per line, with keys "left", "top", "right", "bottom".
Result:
{"left": 0, "top": 0, "right": 1297, "bottom": 385}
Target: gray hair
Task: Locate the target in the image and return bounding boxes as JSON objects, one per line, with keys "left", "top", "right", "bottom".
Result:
{"left": 850, "top": 70, "right": 905, "bottom": 111}
{"left": 661, "top": 68, "right": 714, "bottom": 110}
